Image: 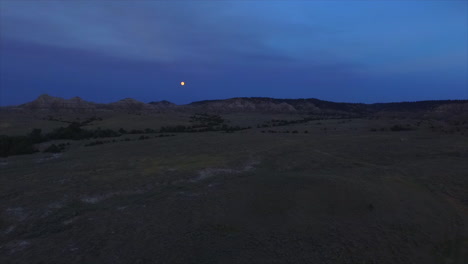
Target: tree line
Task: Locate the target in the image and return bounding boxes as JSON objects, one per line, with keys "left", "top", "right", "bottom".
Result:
{"left": 0, "top": 113, "right": 250, "bottom": 157}
{"left": 0, "top": 122, "right": 121, "bottom": 157}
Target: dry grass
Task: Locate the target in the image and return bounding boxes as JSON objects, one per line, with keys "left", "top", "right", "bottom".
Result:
{"left": 1, "top": 112, "right": 467, "bottom": 263}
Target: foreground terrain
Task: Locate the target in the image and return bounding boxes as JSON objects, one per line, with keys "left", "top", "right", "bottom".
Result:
{"left": 1, "top": 111, "right": 467, "bottom": 263}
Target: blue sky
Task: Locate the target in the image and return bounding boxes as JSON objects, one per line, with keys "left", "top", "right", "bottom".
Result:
{"left": 1, "top": 0, "right": 467, "bottom": 105}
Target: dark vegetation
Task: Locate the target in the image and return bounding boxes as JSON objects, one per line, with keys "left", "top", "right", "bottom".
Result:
{"left": 48, "top": 123, "right": 120, "bottom": 140}
{"left": 261, "top": 130, "right": 308, "bottom": 134}
{"left": 118, "top": 113, "right": 251, "bottom": 134}
{"left": 84, "top": 140, "right": 106, "bottom": 147}
{"left": 0, "top": 135, "right": 39, "bottom": 157}
{"left": 0, "top": 121, "right": 120, "bottom": 157}
{"left": 0, "top": 120, "right": 183, "bottom": 155}
{"left": 2, "top": 113, "right": 250, "bottom": 157}
{"left": 257, "top": 117, "right": 318, "bottom": 128}
{"left": 85, "top": 134, "right": 175, "bottom": 147}
{"left": 44, "top": 116, "right": 103, "bottom": 125}
{"left": 370, "top": 124, "right": 415, "bottom": 132}
{"left": 390, "top": 124, "right": 414, "bottom": 131}
{"left": 256, "top": 116, "right": 353, "bottom": 128}
{"left": 3, "top": 110, "right": 466, "bottom": 157}
{"left": 43, "top": 143, "right": 69, "bottom": 153}
{"left": 368, "top": 120, "right": 468, "bottom": 135}
{"left": 162, "top": 113, "right": 250, "bottom": 132}
{"left": 190, "top": 113, "right": 225, "bottom": 126}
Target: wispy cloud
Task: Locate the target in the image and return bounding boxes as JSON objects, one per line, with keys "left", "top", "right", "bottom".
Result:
{"left": 0, "top": 1, "right": 466, "bottom": 104}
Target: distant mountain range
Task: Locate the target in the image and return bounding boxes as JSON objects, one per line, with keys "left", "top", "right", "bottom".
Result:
{"left": 2, "top": 94, "right": 467, "bottom": 117}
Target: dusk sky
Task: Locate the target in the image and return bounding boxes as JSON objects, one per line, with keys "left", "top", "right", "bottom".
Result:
{"left": 1, "top": 0, "right": 467, "bottom": 106}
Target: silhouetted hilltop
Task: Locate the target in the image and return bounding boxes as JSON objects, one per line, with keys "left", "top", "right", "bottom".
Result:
{"left": 188, "top": 97, "right": 467, "bottom": 115}
{"left": 19, "top": 94, "right": 97, "bottom": 112}
{"left": 107, "top": 98, "right": 147, "bottom": 111}
{"left": 148, "top": 100, "right": 177, "bottom": 109}
{"left": 4, "top": 95, "right": 467, "bottom": 117}
{"left": 368, "top": 100, "right": 468, "bottom": 112}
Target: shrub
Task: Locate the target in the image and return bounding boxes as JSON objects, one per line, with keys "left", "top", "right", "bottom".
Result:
{"left": 0, "top": 135, "right": 38, "bottom": 157}
{"left": 1, "top": 124, "right": 121, "bottom": 156}
{"left": 390, "top": 125, "right": 412, "bottom": 131}
{"left": 85, "top": 140, "right": 105, "bottom": 147}
{"left": 43, "top": 144, "right": 62, "bottom": 153}
{"left": 92, "top": 128, "right": 120, "bottom": 138}
{"left": 160, "top": 125, "right": 187, "bottom": 133}
{"left": 145, "top": 128, "right": 156, "bottom": 134}
{"left": 29, "top": 128, "right": 44, "bottom": 143}
{"left": 129, "top": 129, "right": 144, "bottom": 134}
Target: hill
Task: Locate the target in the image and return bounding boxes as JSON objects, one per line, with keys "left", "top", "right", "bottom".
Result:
{"left": 4, "top": 95, "right": 467, "bottom": 117}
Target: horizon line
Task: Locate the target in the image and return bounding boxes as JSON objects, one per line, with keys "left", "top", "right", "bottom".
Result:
{"left": 1, "top": 93, "right": 468, "bottom": 108}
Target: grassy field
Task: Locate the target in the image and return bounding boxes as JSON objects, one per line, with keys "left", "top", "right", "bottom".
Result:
{"left": 1, "top": 112, "right": 467, "bottom": 263}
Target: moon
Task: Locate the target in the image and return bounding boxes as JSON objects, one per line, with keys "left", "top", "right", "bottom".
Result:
{"left": 180, "top": 81, "right": 185, "bottom": 86}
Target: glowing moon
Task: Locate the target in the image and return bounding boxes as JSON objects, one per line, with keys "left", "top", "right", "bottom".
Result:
{"left": 180, "top": 81, "right": 185, "bottom": 86}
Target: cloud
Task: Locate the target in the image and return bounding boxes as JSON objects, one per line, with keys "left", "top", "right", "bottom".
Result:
{"left": 0, "top": 1, "right": 466, "bottom": 105}
{"left": 0, "top": 1, "right": 347, "bottom": 66}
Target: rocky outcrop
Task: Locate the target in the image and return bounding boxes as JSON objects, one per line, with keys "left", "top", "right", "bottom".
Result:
{"left": 426, "top": 103, "right": 468, "bottom": 121}
{"left": 21, "top": 94, "right": 96, "bottom": 111}
{"left": 186, "top": 97, "right": 365, "bottom": 114}
{"left": 107, "top": 98, "right": 148, "bottom": 112}
{"left": 7, "top": 95, "right": 468, "bottom": 116}
{"left": 17, "top": 95, "right": 175, "bottom": 113}
{"left": 186, "top": 98, "right": 296, "bottom": 113}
